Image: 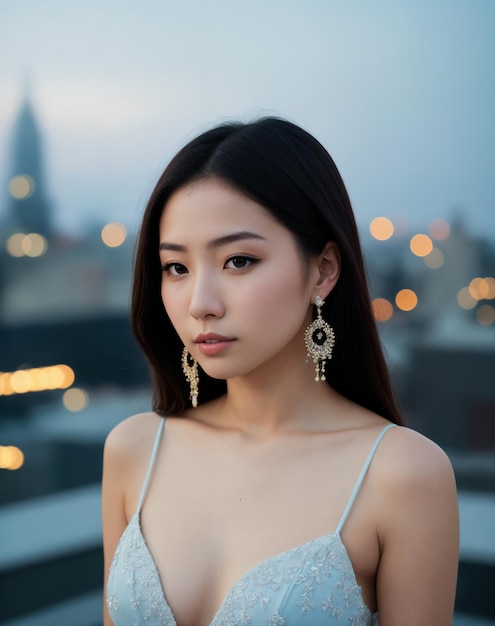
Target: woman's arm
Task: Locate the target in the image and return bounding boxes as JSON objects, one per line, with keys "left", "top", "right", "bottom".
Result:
{"left": 375, "top": 428, "right": 459, "bottom": 625}
{"left": 101, "top": 421, "right": 133, "bottom": 626}
{"left": 101, "top": 413, "right": 162, "bottom": 625}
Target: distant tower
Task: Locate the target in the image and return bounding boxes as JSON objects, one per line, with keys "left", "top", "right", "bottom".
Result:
{"left": 7, "top": 92, "right": 54, "bottom": 238}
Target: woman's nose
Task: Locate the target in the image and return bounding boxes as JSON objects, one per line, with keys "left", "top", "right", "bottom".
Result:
{"left": 188, "top": 273, "right": 225, "bottom": 320}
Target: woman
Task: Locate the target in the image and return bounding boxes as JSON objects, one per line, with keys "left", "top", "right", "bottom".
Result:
{"left": 102, "top": 118, "right": 459, "bottom": 625}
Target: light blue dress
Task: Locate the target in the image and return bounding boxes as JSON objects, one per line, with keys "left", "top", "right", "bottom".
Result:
{"left": 107, "top": 419, "right": 395, "bottom": 625}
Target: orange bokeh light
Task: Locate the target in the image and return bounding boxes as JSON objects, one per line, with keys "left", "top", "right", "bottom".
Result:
{"left": 485, "top": 277, "right": 495, "bottom": 299}
{"left": 370, "top": 217, "right": 394, "bottom": 241}
{"left": 372, "top": 298, "right": 394, "bottom": 322}
{"left": 477, "top": 305, "right": 495, "bottom": 326}
{"left": 410, "top": 234, "right": 433, "bottom": 257}
{"left": 101, "top": 222, "right": 127, "bottom": 248}
{"left": 469, "top": 277, "right": 491, "bottom": 301}
{"left": 457, "top": 287, "right": 477, "bottom": 310}
{"left": 0, "top": 445, "right": 25, "bottom": 470}
{"left": 0, "top": 365, "right": 75, "bottom": 396}
{"left": 428, "top": 218, "right": 450, "bottom": 241}
{"left": 424, "top": 247, "right": 444, "bottom": 269}
{"left": 395, "top": 289, "right": 418, "bottom": 312}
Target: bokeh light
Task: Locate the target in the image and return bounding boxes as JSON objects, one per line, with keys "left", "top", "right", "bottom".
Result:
{"left": 395, "top": 289, "right": 418, "bottom": 311}
{"left": 23, "top": 233, "right": 48, "bottom": 257}
{"left": 10, "top": 370, "right": 32, "bottom": 394}
{"left": 457, "top": 287, "right": 477, "bottom": 310}
{"left": 6, "top": 233, "right": 48, "bottom": 257}
{"left": 428, "top": 218, "right": 450, "bottom": 241}
{"left": 0, "top": 365, "right": 75, "bottom": 396}
{"left": 6, "top": 233, "right": 26, "bottom": 257}
{"left": 410, "top": 234, "right": 433, "bottom": 257}
{"left": 424, "top": 247, "right": 445, "bottom": 269}
{"left": 372, "top": 297, "right": 393, "bottom": 322}
{"left": 101, "top": 222, "right": 127, "bottom": 247}
{"left": 485, "top": 277, "right": 495, "bottom": 299}
{"left": 63, "top": 388, "right": 89, "bottom": 412}
{"left": 8, "top": 174, "right": 35, "bottom": 199}
{"left": 0, "top": 446, "right": 25, "bottom": 470}
{"left": 469, "top": 277, "right": 490, "bottom": 301}
{"left": 369, "top": 217, "right": 394, "bottom": 241}
{"left": 477, "top": 304, "right": 495, "bottom": 326}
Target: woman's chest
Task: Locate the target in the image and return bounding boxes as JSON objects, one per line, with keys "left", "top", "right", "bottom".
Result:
{"left": 109, "top": 518, "right": 377, "bottom": 626}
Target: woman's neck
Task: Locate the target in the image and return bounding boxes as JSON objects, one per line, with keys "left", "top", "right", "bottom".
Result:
{"left": 210, "top": 351, "right": 344, "bottom": 438}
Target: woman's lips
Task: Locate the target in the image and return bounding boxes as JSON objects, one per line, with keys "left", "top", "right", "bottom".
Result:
{"left": 194, "top": 333, "right": 236, "bottom": 355}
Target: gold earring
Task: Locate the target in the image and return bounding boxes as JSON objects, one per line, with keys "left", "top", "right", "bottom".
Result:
{"left": 181, "top": 347, "right": 199, "bottom": 407}
{"left": 304, "top": 295, "right": 335, "bottom": 382}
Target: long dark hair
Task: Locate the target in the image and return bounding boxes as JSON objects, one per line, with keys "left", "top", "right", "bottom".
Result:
{"left": 132, "top": 117, "right": 404, "bottom": 425}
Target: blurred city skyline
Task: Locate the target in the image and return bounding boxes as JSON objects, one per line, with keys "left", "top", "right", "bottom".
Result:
{"left": 1, "top": 0, "right": 494, "bottom": 237}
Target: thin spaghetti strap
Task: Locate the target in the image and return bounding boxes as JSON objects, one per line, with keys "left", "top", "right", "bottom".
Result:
{"left": 136, "top": 417, "right": 166, "bottom": 515}
{"left": 336, "top": 423, "right": 396, "bottom": 534}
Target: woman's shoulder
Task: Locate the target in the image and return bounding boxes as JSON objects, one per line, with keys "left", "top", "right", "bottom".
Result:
{"left": 104, "top": 412, "right": 164, "bottom": 466}
{"left": 370, "top": 424, "right": 458, "bottom": 532}
{"left": 375, "top": 424, "right": 455, "bottom": 486}
{"left": 342, "top": 401, "right": 455, "bottom": 486}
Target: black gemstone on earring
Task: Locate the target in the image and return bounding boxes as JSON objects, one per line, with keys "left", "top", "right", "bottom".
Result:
{"left": 313, "top": 329, "right": 327, "bottom": 346}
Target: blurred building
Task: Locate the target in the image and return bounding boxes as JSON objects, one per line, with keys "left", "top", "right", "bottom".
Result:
{"left": 4, "top": 92, "right": 54, "bottom": 239}
{"left": 405, "top": 316, "right": 495, "bottom": 452}
{"left": 0, "top": 95, "right": 148, "bottom": 420}
{"left": 420, "top": 218, "right": 485, "bottom": 319}
{"left": 364, "top": 220, "right": 495, "bottom": 461}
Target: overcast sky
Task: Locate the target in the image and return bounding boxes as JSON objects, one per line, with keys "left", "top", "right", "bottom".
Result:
{"left": 0, "top": 0, "right": 493, "bottom": 237}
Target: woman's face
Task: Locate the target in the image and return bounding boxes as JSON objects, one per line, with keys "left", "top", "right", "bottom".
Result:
{"left": 158, "top": 177, "right": 320, "bottom": 381}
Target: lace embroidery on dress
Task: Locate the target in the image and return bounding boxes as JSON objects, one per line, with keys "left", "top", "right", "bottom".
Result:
{"left": 108, "top": 510, "right": 377, "bottom": 625}
{"left": 107, "top": 513, "right": 176, "bottom": 625}
{"left": 210, "top": 531, "right": 377, "bottom": 625}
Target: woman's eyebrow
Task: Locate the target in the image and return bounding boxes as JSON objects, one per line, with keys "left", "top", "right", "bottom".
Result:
{"left": 207, "top": 231, "right": 266, "bottom": 249}
{"left": 159, "top": 231, "right": 266, "bottom": 252}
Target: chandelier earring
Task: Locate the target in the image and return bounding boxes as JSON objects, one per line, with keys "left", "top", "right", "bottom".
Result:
{"left": 304, "top": 295, "right": 335, "bottom": 382}
{"left": 181, "top": 347, "right": 199, "bottom": 408}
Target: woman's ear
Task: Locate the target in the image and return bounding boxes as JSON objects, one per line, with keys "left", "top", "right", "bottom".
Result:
{"left": 311, "top": 242, "right": 341, "bottom": 301}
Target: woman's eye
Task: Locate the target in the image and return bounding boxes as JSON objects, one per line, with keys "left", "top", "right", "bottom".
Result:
{"left": 162, "top": 262, "right": 188, "bottom": 276}
{"left": 225, "top": 256, "right": 258, "bottom": 270}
